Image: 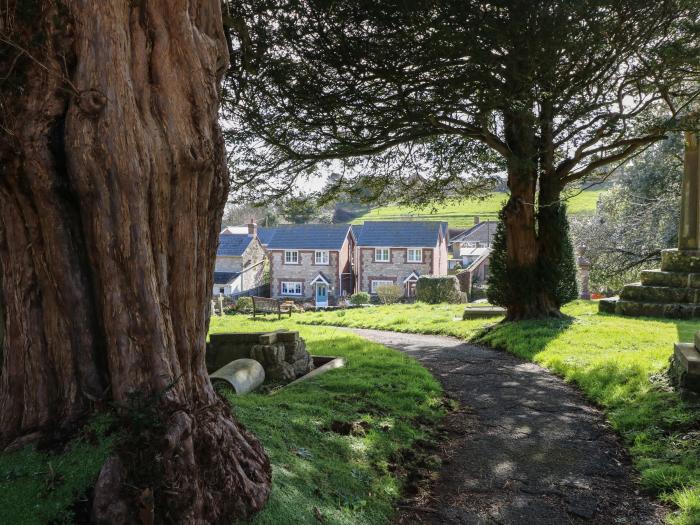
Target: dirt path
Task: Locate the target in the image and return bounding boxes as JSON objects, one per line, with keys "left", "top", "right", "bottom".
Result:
{"left": 347, "top": 328, "right": 665, "bottom": 525}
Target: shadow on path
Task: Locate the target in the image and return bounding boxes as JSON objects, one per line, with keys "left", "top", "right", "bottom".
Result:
{"left": 347, "top": 328, "right": 665, "bottom": 525}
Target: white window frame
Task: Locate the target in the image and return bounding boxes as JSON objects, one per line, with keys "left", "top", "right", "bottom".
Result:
{"left": 281, "top": 281, "right": 302, "bottom": 296}
{"left": 284, "top": 250, "right": 299, "bottom": 264}
{"left": 371, "top": 280, "right": 394, "bottom": 294}
{"left": 375, "top": 248, "right": 390, "bottom": 262}
{"left": 407, "top": 248, "right": 422, "bottom": 262}
{"left": 314, "top": 250, "right": 330, "bottom": 265}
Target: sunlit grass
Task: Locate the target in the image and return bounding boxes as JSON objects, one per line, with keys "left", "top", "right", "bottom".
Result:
{"left": 210, "top": 316, "right": 443, "bottom": 525}
{"left": 300, "top": 301, "right": 700, "bottom": 524}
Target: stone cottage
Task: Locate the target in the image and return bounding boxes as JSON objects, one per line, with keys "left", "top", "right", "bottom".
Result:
{"left": 213, "top": 223, "right": 266, "bottom": 296}
{"left": 264, "top": 224, "right": 355, "bottom": 306}
{"left": 353, "top": 221, "right": 449, "bottom": 298}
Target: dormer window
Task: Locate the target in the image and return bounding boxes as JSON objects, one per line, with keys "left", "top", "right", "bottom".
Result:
{"left": 284, "top": 250, "right": 299, "bottom": 264}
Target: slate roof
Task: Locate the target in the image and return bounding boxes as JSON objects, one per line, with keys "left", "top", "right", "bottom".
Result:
{"left": 354, "top": 221, "right": 447, "bottom": 247}
{"left": 217, "top": 233, "right": 253, "bottom": 257}
{"left": 261, "top": 224, "right": 352, "bottom": 250}
{"left": 214, "top": 271, "right": 240, "bottom": 284}
{"left": 450, "top": 221, "right": 499, "bottom": 244}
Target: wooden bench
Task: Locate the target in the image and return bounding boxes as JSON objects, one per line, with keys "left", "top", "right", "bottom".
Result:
{"left": 252, "top": 296, "right": 293, "bottom": 319}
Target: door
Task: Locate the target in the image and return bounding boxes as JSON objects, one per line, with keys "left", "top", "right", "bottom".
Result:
{"left": 406, "top": 280, "right": 417, "bottom": 298}
{"left": 315, "top": 283, "right": 328, "bottom": 307}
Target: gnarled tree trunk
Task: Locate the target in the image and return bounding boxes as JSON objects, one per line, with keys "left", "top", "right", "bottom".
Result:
{"left": 0, "top": 0, "right": 270, "bottom": 521}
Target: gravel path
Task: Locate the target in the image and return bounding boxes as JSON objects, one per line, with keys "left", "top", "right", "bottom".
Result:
{"left": 347, "top": 328, "right": 665, "bottom": 525}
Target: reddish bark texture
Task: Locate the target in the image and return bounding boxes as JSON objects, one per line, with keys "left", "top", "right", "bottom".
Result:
{"left": 0, "top": 0, "right": 270, "bottom": 521}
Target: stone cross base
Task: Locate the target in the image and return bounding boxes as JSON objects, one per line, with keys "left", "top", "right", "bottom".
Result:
{"left": 671, "top": 342, "right": 700, "bottom": 394}
{"left": 598, "top": 249, "right": 700, "bottom": 319}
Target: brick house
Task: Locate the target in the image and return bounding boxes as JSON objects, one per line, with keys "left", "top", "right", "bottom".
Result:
{"left": 213, "top": 223, "right": 266, "bottom": 296}
{"left": 353, "top": 221, "right": 449, "bottom": 298}
{"left": 263, "top": 224, "right": 355, "bottom": 306}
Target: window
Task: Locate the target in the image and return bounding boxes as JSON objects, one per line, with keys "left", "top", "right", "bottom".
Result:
{"left": 375, "top": 248, "right": 390, "bottom": 262}
{"left": 315, "top": 250, "right": 329, "bottom": 265}
{"left": 371, "top": 280, "right": 394, "bottom": 293}
{"left": 281, "top": 281, "right": 302, "bottom": 295}
{"left": 407, "top": 248, "right": 422, "bottom": 262}
{"left": 219, "top": 287, "right": 225, "bottom": 294}
{"left": 284, "top": 250, "right": 299, "bottom": 264}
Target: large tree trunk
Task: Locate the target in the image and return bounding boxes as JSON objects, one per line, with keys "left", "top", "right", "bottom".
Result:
{"left": 0, "top": 1, "right": 270, "bottom": 521}
{"left": 502, "top": 110, "right": 562, "bottom": 320}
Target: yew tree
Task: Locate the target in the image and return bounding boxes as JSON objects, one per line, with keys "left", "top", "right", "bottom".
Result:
{"left": 0, "top": 0, "right": 270, "bottom": 521}
{"left": 224, "top": 0, "right": 700, "bottom": 319}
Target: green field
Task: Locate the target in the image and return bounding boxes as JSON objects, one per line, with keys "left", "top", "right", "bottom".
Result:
{"left": 351, "top": 189, "right": 604, "bottom": 229}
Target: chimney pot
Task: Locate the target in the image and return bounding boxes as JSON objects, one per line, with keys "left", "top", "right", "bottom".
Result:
{"left": 474, "top": 216, "right": 480, "bottom": 225}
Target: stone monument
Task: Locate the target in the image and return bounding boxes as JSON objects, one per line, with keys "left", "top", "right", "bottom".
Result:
{"left": 577, "top": 245, "right": 591, "bottom": 300}
{"left": 599, "top": 133, "right": 700, "bottom": 319}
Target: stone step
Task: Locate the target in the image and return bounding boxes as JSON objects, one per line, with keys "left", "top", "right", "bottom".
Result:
{"left": 661, "top": 248, "right": 700, "bottom": 272}
{"left": 620, "top": 284, "right": 700, "bottom": 304}
{"left": 603, "top": 298, "right": 700, "bottom": 319}
{"left": 641, "top": 269, "right": 700, "bottom": 288}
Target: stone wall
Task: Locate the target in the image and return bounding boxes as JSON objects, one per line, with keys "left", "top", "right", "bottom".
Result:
{"left": 207, "top": 330, "right": 313, "bottom": 383}
{"left": 357, "top": 247, "right": 433, "bottom": 295}
{"left": 269, "top": 249, "right": 340, "bottom": 302}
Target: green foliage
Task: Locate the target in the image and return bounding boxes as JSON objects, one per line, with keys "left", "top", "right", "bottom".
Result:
{"left": 375, "top": 284, "right": 403, "bottom": 304}
{"left": 415, "top": 276, "right": 462, "bottom": 304}
{"left": 349, "top": 292, "right": 371, "bottom": 305}
{"left": 235, "top": 296, "right": 253, "bottom": 313}
{"left": 570, "top": 135, "right": 683, "bottom": 292}
{"left": 487, "top": 205, "right": 578, "bottom": 308}
{"left": 209, "top": 317, "right": 443, "bottom": 525}
{"left": 300, "top": 301, "right": 700, "bottom": 524}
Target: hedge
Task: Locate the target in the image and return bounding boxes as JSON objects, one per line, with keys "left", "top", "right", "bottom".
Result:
{"left": 415, "top": 276, "right": 463, "bottom": 304}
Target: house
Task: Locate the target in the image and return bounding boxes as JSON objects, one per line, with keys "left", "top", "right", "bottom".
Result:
{"left": 264, "top": 224, "right": 355, "bottom": 306}
{"left": 213, "top": 223, "right": 266, "bottom": 296}
{"left": 353, "top": 221, "right": 449, "bottom": 298}
{"left": 448, "top": 218, "right": 498, "bottom": 272}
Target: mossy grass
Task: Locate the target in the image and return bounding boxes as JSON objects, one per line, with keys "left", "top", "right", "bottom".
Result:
{"left": 299, "top": 300, "right": 700, "bottom": 524}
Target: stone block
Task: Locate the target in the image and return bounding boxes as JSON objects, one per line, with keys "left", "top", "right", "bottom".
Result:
{"left": 620, "top": 284, "right": 690, "bottom": 303}
{"left": 661, "top": 249, "right": 700, "bottom": 273}
{"left": 615, "top": 300, "right": 700, "bottom": 319}
{"left": 640, "top": 270, "right": 690, "bottom": 288}
{"left": 257, "top": 333, "right": 278, "bottom": 345}
{"left": 597, "top": 297, "right": 618, "bottom": 314}
{"left": 462, "top": 306, "right": 506, "bottom": 319}
{"left": 276, "top": 331, "right": 299, "bottom": 343}
{"left": 672, "top": 343, "right": 700, "bottom": 392}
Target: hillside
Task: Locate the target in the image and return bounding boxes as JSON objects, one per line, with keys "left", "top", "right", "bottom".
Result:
{"left": 348, "top": 189, "right": 604, "bottom": 229}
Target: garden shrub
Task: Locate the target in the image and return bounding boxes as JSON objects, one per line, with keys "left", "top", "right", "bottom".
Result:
{"left": 415, "top": 276, "right": 462, "bottom": 304}
{"left": 350, "top": 292, "right": 371, "bottom": 305}
{"left": 376, "top": 284, "right": 403, "bottom": 304}
{"left": 235, "top": 296, "right": 253, "bottom": 313}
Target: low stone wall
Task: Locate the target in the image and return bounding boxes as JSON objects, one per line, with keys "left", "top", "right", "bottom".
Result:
{"left": 207, "top": 330, "right": 314, "bottom": 383}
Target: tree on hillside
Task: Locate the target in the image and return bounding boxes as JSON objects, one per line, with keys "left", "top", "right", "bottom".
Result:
{"left": 223, "top": 0, "right": 699, "bottom": 319}
{"left": 571, "top": 135, "right": 683, "bottom": 291}
{"left": 0, "top": 1, "right": 269, "bottom": 520}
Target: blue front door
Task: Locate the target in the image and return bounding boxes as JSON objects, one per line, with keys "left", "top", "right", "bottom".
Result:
{"left": 316, "top": 283, "right": 328, "bottom": 306}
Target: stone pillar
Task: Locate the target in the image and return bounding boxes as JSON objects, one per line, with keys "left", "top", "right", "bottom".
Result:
{"left": 672, "top": 133, "right": 700, "bottom": 394}
{"left": 679, "top": 133, "right": 700, "bottom": 251}
{"left": 576, "top": 245, "right": 591, "bottom": 300}
{"left": 218, "top": 294, "right": 224, "bottom": 316}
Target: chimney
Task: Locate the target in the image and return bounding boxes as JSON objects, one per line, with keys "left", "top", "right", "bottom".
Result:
{"left": 452, "top": 241, "right": 462, "bottom": 258}
{"left": 247, "top": 220, "right": 257, "bottom": 237}
{"left": 474, "top": 216, "right": 480, "bottom": 225}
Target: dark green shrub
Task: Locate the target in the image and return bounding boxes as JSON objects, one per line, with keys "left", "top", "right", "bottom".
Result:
{"left": 415, "top": 276, "right": 462, "bottom": 304}
{"left": 487, "top": 204, "right": 578, "bottom": 308}
{"left": 235, "top": 296, "right": 253, "bottom": 312}
{"left": 350, "top": 292, "right": 371, "bottom": 305}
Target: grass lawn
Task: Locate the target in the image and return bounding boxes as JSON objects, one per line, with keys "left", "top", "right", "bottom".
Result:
{"left": 0, "top": 319, "right": 441, "bottom": 525}
{"left": 299, "top": 301, "right": 700, "bottom": 525}
{"left": 351, "top": 189, "right": 604, "bottom": 229}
